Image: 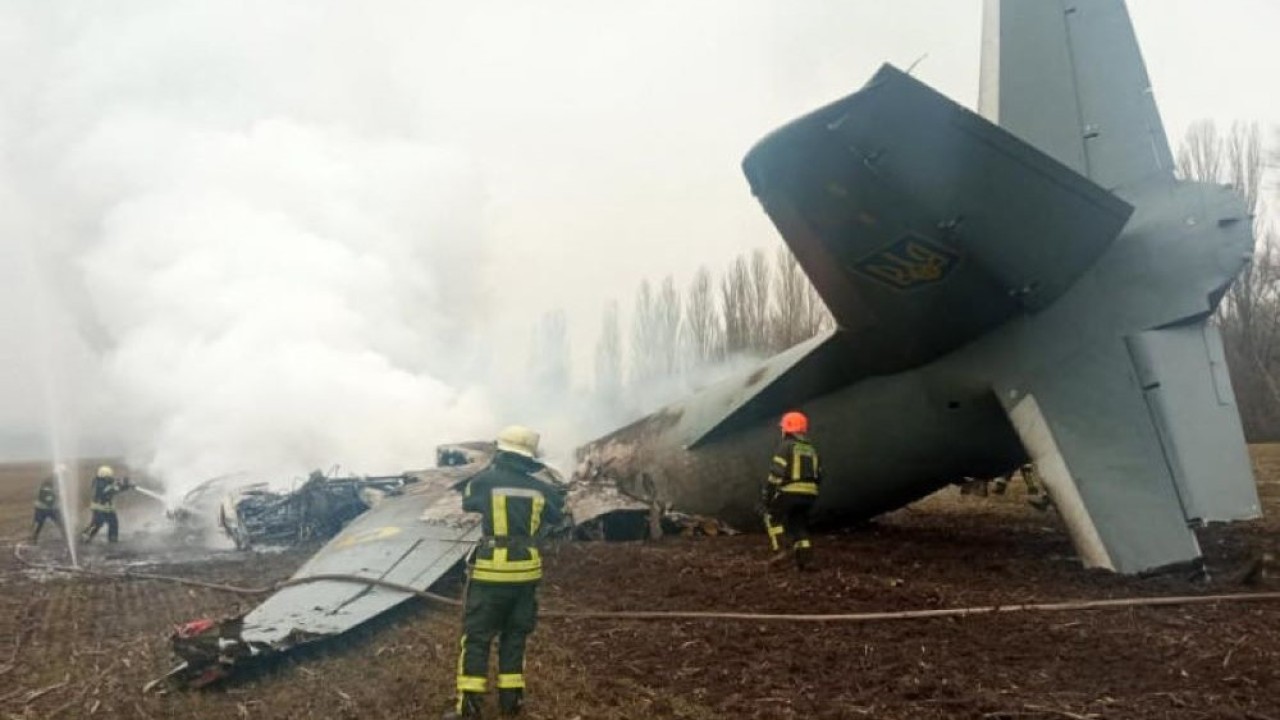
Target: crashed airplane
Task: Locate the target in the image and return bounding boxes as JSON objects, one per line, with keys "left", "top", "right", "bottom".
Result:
{"left": 580, "top": 0, "right": 1260, "bottom": 575}
{"left": 159, "top": 0, "right": 1259, "bottom": 689}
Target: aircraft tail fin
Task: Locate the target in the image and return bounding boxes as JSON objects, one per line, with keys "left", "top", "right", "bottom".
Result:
{"left": 980, "top": 0, "right": 1174, "bottom": 190}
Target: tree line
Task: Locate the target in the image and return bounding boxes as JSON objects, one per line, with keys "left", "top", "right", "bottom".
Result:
{"left": 591, "top": 246, "right": 833, "bottom": 409}
{"left": 519, "top": 245, "right": 833, "bottom": 431}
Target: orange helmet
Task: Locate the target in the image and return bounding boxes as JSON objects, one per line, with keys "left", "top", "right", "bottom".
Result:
{"left": 780, "top": 411, "right": 808, "bottom": 435}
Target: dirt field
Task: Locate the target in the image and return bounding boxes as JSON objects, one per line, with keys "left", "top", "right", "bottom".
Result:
{"left": 3, "top": 455, "right": 1280, "bottom": 719}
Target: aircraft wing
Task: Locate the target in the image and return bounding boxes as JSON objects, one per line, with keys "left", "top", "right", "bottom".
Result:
{"left": 743, "top": 64, "right": 1132, "bottom": 376}
{"left": 979, "top": 0, "right": 1175, "bottom": 191}
{"left": 239, "top": 467, "right": 480, "bottom": 645}
{"left": 1002, "top": 319, "right": 1259, "bottom": 573}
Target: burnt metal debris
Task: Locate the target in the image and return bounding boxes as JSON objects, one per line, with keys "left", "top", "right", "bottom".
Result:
{"left": 216, "top": 471, "right": 416, "bottom": 550}
{"left": 155, "top": 442, "right": 731, "bottom": 690}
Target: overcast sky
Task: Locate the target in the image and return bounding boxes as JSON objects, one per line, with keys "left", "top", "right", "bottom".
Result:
{"left": 0, "top": 0, "right": 1276, "bottom": 478}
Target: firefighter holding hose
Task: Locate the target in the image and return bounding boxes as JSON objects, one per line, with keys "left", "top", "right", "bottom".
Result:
{"left": 30, "top": 467, "right": 64, "bottom": 544}
{"left": 81, "top": 465, "right": 132, "bottom": 544}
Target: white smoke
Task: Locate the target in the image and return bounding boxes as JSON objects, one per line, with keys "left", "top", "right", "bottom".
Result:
{"left": 76, "top": 118, "right": 496, "bottom": 492}
{"left": 3, "top": 3, "right": 502, "bottom": 500}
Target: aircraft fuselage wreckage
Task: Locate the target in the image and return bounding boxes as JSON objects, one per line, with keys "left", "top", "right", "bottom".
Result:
{"left": 580, "top": 0, "right": 1259, "bottom": 575}
{"left": 160, "top": 0, "right": 1259, "bottom": 689}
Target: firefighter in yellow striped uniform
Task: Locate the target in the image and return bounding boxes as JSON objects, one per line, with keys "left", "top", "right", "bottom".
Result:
{"left": 763, "top": 411, "right": 821, "bottom": 570}
{"left": 81, "top": 465, "right": 131, "bottom": 544}
{"left": 445, "top": 426, "right": 564, "bottom": 719}
{"left": 30, "top": 470, "right": 63, "bottom": 544}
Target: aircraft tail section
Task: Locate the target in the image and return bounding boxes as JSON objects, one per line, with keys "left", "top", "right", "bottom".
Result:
{"left": 743, "top": 65, "right": 1132, "bottom": 376}
{"left": 1000, "top": 321, "right": 1258, "bottom": 574}
{"left": 980, "top": 0, "right": 1175, "bottom": 190}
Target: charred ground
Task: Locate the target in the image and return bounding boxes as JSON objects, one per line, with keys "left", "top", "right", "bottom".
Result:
{"left": 3, "top": 454, "right": 1280, "bottom": 719}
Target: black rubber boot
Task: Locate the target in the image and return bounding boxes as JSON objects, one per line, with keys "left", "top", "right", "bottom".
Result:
{"left": 795, "top": 545, "right": 814, "bottom": 571}
{"left": 498, "top": 689, "right": 524, "bottom": 716}
{"left": 442, "top": 692, "right": 483, "bottom": 719}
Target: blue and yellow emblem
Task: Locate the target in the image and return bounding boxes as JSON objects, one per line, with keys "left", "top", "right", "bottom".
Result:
{"left": 853, "top": 234, "right": 960, "bottom": 290}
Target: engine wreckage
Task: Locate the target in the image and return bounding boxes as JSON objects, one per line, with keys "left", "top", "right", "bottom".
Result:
{"left": 156, "top": 443, "right": 732, "bottom": 689}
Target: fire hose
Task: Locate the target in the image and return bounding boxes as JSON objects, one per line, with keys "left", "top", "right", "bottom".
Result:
{"left": 15, "top": 544, "right": 1280, "bottom": 623}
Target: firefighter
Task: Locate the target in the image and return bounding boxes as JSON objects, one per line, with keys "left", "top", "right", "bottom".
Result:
{"left": 81, "top": 465, "right": 131, "bottom": 543}
{"left": 30, "top": 469, "right": 63, "bottom": 543}
{"left": 445, "top": 425, "right": 564, "bottom": 719}
{"left": 763, "top": 410, "right": 821, "bottom": 570}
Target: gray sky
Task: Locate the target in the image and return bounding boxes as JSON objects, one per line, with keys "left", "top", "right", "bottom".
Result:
{"left": 0, "top": 0, "right": 1276, "bottom": 477}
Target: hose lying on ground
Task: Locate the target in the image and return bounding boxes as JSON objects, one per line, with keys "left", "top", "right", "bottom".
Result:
{"left": 14, "top": 544, "right": 1280, "bottom": 623}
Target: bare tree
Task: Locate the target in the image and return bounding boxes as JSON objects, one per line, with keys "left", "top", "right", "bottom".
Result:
{"left": 807, "top": 279, "right": 836, "bottom": 336}
{"left": 720, "top": 256, "right": 751, "bottom": 356}
{"left": 682, "top": 266, "right": 722, "bottom": 368}
{"left": 1226, "top": 121, "right": 1263, "bottom": 215}
{"left": 656, "top": 276, "right": 682, "bottom": 377}
{"left": 594, "top": 300, "right": 622, "bottom": 409}
{"left": 746, "top": 248, "right": 772, "bottom": 352}
{"left": 1176, "top": 120, "right": 1223, "bottom": 184}
{"left": 767, "top": 246, "right": 837, "bottom": 352}
{"left": 630, "top": 280, "right": 659, "bottom": 386}
{"left": 628, "top": 275, "right": 685, "bottom": 388}
{"left": 769, "top": 246, "right": 810, "bottom": 350}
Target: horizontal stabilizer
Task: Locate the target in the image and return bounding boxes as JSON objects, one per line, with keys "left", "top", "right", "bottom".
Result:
{"left": 682, "top": 329, "right": 851, "bottom": 447}
{"left": 744, "top": 64, "right": 1133, "bottom": 374}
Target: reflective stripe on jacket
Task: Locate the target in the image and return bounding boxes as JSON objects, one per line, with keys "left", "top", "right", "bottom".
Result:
{"left": 89, "top": 476, "right": 125, "bottom": 513}
{"left": 463, "top": 452, "right": 564, "bottom": 584}
{"left": 767, "top": 435, "right": 821, "bottom": 497}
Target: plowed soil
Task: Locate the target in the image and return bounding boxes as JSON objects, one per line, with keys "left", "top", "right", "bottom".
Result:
{"left": 3, "top": 452, "right": 1280, "bottom": 719}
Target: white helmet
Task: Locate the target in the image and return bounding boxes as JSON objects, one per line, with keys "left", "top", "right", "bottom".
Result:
{"left": 54, "top": 463, "right": 67, "bottom": 474}
{"left": 495, "top": 426, "right": 540, "bottom": 459}
{"left": 96, "top": 465, "right": 114, "bottom": 478}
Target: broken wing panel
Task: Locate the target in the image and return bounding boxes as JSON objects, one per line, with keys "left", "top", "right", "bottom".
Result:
{"left": 743, "top": 64, "right": 1132, "bottom": 372}
{"left": 240, "top": 474, "right": 479, "bottom": 645}
{"left": 1001, "top": 340, "right": 1200, "bottom": 573}
{"left": 980, "top": 0, "right": 1174, "bottom": 190}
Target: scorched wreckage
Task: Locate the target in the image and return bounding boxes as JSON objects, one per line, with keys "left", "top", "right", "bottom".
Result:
{"left": 159, "top": 0, "right": 1260, "bottom": 688}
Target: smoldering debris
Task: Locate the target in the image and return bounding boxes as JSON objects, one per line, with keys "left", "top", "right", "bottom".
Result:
{"left": 151, "top": 440, "right": 735, "bottom": 690}
{"left": 214, "top": 471, "right": 417, "bottom": 550}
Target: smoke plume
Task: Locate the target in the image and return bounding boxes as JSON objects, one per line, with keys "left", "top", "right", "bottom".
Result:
{"left": 3, "top": 3, "right": 500, "bottom": 499}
